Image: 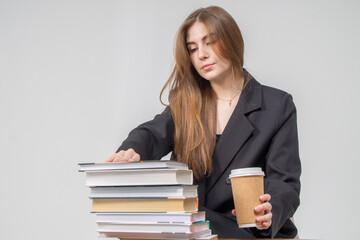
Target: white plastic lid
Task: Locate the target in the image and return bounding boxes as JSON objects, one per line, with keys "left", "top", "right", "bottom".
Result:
{"left": 229, "top": 167, "right": 264, "bottom": 178}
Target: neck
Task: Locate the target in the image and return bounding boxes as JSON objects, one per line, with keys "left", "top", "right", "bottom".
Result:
{"left": 210, "top": 76, "right": 244, "bottom": 99}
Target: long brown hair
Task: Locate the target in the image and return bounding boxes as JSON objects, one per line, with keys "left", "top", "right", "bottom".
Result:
{"left": 160, "top": 6, "right": 246, "bottom": 179}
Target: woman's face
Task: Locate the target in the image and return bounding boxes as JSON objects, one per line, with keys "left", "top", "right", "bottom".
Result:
{"left": 186, "top": 21, "right": 232, "bottom": 83}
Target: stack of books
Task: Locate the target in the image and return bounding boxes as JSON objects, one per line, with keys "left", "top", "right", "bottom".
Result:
{"left": 79, "top": 160, "right": 217, "bottom": 240}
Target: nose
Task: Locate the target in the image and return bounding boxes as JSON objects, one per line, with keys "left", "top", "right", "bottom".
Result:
{"left": 198, "top": 45, "right": 209, "bottom": 60}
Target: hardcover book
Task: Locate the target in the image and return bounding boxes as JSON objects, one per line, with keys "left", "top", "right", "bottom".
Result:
{"left": 97, "top": 229, "right": 212, "bottom": 239}
{"left": 95, "top": 212, "right": 206, "bottom": 224}
{"left": 96, "top": 220, "right": 209, "bottom": 233}
{"left": 79, "top": 160, "right": 188, "bottom": 172}
{"left": 91, "top": 197, "right": 198, "bottom": 213}
{"left": 117, "top": 235, "right": 218, "bottom": 240}
{"left": 90, "top": 185, "right": 198, "bottom": 198}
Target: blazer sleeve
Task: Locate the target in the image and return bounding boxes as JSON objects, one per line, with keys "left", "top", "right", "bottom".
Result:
{"left": 116, "top": 107, "right": 175, "bottom": 160}
{"left": 253, "top": 93, "right": 301, "bottom": 238}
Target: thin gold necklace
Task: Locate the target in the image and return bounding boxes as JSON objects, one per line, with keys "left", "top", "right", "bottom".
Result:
{"left": 217, "top": 91, "right": 241, "bottom": 106}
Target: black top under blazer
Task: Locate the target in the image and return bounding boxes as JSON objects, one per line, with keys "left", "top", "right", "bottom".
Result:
{"left": 117, "top": 73, "right": 301, "bottom": 239}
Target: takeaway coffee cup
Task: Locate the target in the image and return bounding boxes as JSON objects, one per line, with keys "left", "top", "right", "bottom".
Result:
{"left": 229, "top": 167, "right": 265, "bottom": 228}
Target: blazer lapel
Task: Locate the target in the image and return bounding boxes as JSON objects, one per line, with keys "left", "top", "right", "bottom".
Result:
{"left": 205, "top": 75, "right": 263, "bottom": 194}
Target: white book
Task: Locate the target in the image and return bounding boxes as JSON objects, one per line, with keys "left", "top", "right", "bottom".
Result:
{"left": 79, "top": 160, "right": 188, "bottom": 172}
{"left": 95, "top": 212, "right": 206, "bottom": 224}
{"left": 90, "top": 185, "right": 198, "bottom": 198}
{"left": 85, "top": 169, "right": 193, "bottom": 187}
{"left": 116, "top": 235, "right": 217, "bottom": 240}
{"left": 97, "top": 229, "right": 211, "bottom": 239}
{"left": 97, "top": 221, "right": 209, "bottom": 233}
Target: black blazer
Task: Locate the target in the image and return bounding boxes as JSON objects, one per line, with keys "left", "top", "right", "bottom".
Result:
{"left": 117, "top": 74, "right": 301, "bottom": 238}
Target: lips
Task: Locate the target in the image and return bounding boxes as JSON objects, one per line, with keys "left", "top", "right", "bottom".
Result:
{"left": 201, "top": 63, "right": 214, "bottom": 70}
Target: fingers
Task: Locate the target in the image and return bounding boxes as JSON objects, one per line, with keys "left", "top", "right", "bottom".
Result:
{"left": 256, "top": 211, "right": 272, "bottom": 229}
{"left": 260, "top": 193, "right": 271, "bottom": 202}
{"left": 117, "top": 151, "right": 125, "bottom": 160}
{"left": 232, "top": 209, "right": 236, "bottom": 216}
{"left": 129, "top": 152, "right": 140, "bottom": 162}
{"left": 254, "top": 193, "right": 272, "bottom": 230}
{"left": 232, "top": 194, "right": 272, "bottom": 218}
{"left": 105, "top": 153, "right": 116, "bottom": 162}
{"left": 105, "top": 149, "right": 140, "bottom": 162}
{"left": 254, "top": 201, "right": 272, "bottom": 213}
{"left": 233, "top": 203, "right": 272, "bottom": 230}
{"left": 115, "top": 149, "right": 139, "bottom": 162}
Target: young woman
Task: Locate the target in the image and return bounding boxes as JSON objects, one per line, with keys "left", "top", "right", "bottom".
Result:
{"left": 106, "top": 6, "right": 301, "bottom": 239}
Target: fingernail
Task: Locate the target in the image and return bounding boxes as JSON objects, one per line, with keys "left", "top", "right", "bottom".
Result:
{"left": 254, "top": 206, "right": 260, "bottom": 211}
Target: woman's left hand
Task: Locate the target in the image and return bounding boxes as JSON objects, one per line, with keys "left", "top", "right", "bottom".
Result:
{"left": 232, "top": 193, "right": 272, "bottom": 230}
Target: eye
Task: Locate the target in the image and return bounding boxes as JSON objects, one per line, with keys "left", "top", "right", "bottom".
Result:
{"left": 206, "top": 40, "right": 216, "bottom": 46}
{"left": 189, "top": 47, "right": 197, "bottom": 53}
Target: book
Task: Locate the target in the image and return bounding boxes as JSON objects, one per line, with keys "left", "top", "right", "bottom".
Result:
{"left": 97, "top": 229, "right": 212, "bottom": 239}
{"left": 90, "top": 185, "right": 198, "bottom": 198}
{"left": 95, "top": 212, "right": 206, "bottom": 224}
{"left": 117, "top": 235, "right": 218, "bottom": 240}
{"left": 96, "top": 221, "right": 209, "bottom": 233}
{"left": 85, "top": 169, "right": 193, "bottom": 187}
{"left": 79, "top": 160, "right": 188, "bottom": 172}
{"left": 91, "top": 197, "right": 198, "bottom": 213}
{"left": 79, "top": 161, "right": 218, "bottom": 240}
{"left": 194, "top": 234, "right": 218, "bottom": 240}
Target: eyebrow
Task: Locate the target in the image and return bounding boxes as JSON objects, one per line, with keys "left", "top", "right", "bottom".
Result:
{"left": 186, "top": 33, "right": 216, "bottom": 46}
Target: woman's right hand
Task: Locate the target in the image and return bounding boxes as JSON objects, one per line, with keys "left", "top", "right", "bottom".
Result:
{"left": 105, "top": 148, "right": 140, "bottom": 162}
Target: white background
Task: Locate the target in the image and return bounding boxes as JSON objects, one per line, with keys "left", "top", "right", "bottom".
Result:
{"left": 1, "top": 0, "right": 359, "bottom": 239}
